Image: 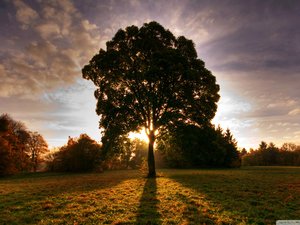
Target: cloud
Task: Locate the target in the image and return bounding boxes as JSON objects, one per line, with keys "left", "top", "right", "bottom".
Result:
{"left": 43, "top": 80, "right": 101, "bottom": 146}
{"left": 2, "top": 0, "right": 300, "bottom": 148}
{"left": 0, "top": 78, "right": 100, "bottom": 147}
{"left": 82, "top": 19, "right": 98, "bottom": 31}
{"left": 267, "top": 99, "right": 297, "bottom": 108}
{"left": 0, "top": 0, "right": 101, "bottom": 98}
{"left": 288, "top": 108, "right": 300, "bottom": 116}
{"left": 35, "top": 23, "right": 61, "bottom": 39}
{"left": 0, "top": 64, "right": 6, "bottom": 76}
{"left": 12, "top": 0, "right": 39, "bottom": 29}
{"left": 0, "top": 64, "right": 18, "bottom": 97}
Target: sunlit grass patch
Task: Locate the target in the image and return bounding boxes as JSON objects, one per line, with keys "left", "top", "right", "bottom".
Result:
{"left": 0, "top": 171, "right": 141, "bottom": 224}
{"left": 165, "top": 167, "right": 300, "bottom": 224}
{"left": 155, "top": 176, "right": 249, "bottom": 225}
{"left": 0, "top": 167, "right": 299, "bottom": 224}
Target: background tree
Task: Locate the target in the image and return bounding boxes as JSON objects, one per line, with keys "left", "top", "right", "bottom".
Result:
{"left": 242, "top": 142, "right": 300, "bottom": 166}
{"left": 27, "top": 131, "right": 49, "bottom": 172}
{"left": 82, "top": 21, "right": 220, "bottom": 177}
{"left": 102, "top": 137, "right": 148, "bottom": 170}
{"left": 156, "top": 124, "right": 240, "bottom": 168}
{"left": 0, "top": 114, "right": 50, "bottom": 176}
{"left": 0, "top": 114, "right": 31, "bottom": 175}
{"left": 222, "top": 128, "right": 240, "bottom": 167}
{"left": 281, "top": 143, "right": 298, "bottom": 152}
{"left": 102, "top": 135, "right": 132, "bottom": 170}
{"left": 129, "top": 138, "right": 148, "bottom": 169}
{"left": 46, "top": 134, "right": 102, "bottom": 172}
{"left": 240, "top": 148, "right": 247, "bottom": 157}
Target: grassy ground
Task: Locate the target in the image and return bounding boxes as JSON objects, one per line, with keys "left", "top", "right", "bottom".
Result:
{"left": 0, "top": 167, "right": 299, "bottom": 224}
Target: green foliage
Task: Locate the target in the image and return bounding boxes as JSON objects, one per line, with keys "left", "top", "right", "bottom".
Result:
{"left": 242, "top": 142, "right": 300, "bottom": 166}
{"left": 157, "top": 124, "right": 241, "bottom": 168}
{"left": 129, "top": 138, "right": 148, "bottom": 169}
{"left": 103, "top": 137, "right": 148, "bottom": 170}
{"left": 82, "top": 21, "right": 220, "bottom": 176}
{"left": 46, "top": 134, "right": 102, "bottom": 172}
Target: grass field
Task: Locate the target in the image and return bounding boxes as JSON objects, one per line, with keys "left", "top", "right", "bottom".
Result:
{"left": 0, "top": 167, "right": 299, "bottom": 224}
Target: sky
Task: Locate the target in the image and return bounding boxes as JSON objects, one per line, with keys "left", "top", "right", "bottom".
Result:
{"left": 1, "top": 0, "right": 300, "bottom": 150}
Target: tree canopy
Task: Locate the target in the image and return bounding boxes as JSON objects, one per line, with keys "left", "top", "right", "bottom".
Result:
{"left": 82, "top": 21, "right": 220, "bottom": 177}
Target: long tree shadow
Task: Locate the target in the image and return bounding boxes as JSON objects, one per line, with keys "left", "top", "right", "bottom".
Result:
{"left": 136, "top": 178, "right": 162, "bottom": 225}
{"left": 167, "top": 168, "right": 300, "bottom": 224}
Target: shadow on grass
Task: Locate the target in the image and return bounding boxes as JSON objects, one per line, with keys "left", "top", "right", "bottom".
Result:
{"left": 175, "top": 191, "right": 216, "bottom": 225}
{"left": 136, "top": 178, "right": 161, "bottom": 225}
{"left": 167, "top": 168, "right": 300, "bottom": 224}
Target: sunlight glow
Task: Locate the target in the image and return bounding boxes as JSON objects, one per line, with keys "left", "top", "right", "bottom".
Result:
{"left": 128, "top": 129, "right": 149, "bottom": 143}
{"left": 212, "top": 90, "right": 253, "bottom": 149}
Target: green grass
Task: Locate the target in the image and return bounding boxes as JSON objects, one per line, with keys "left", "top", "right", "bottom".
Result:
{"left": 0, "top": 167, "right": 299, "bottom": 224}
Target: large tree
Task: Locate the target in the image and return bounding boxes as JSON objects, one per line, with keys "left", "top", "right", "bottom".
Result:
{"left": 82, "top": 21, "right": 220, "bottom": 177}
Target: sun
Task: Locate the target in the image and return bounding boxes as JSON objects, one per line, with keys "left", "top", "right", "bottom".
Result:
{"left": 128, "top": 129, "right": 149, "bottom": 143}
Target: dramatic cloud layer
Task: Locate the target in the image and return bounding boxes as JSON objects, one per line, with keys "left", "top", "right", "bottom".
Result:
{"left": 0, "top": 0, "right": 299, "bottom": 148}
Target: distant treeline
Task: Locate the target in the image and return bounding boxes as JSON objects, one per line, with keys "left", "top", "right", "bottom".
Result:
{"left": 46, "top": 134, "right": 148, "bottom": 172}
{"left": 241, "top": 142, "right": 300, "bottom": 166}
{"left": 46, "top": 124, "right": 241, "bottom": 173}
{"left": 7, "top": 113, "right": 300, "bottom": 176}
{"left": 1, "top": 114, "right": 242, "bottom": 175}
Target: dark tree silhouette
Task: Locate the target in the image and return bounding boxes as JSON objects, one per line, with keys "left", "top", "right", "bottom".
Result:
{"left": 82, "top": 21, "right": 220, "bottom": 177}
{"left": 157, "top": 124, "right": 240, "bottom": 168}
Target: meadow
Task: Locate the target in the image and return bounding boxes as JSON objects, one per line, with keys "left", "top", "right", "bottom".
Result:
{"left": 0, "top": 167, "right": 299, "bottom": 225}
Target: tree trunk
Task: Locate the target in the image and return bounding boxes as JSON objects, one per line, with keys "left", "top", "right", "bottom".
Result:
{"left": 32, "top": 153, "right": 36, "bottom": 172}
{"left": 34, "top": 158, "right": 37, "bottom": 172}
{"left": 147, "top": 130, "right": 156, "bottom": 177}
